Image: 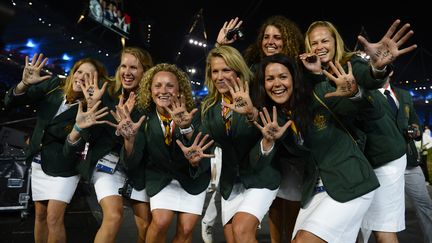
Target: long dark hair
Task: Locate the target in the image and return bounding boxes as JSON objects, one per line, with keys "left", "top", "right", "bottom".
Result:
{"left": 251, "top": 53, "right": 311, "bottom": 133}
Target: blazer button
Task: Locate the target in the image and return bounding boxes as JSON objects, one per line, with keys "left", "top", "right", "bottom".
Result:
{"left": 40, "top": 143, "right": 43, "bottom": 147}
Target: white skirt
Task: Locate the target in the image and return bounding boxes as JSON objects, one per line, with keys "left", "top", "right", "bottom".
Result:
{"left": 31, "top": 162, "right": 80, "bottom": 203}
{"left": 150, "top": 179, "right": 206, "bottom": 215}
{"left": 293, "top": 189, "right": 375, "bottom": 243}
{"left": 92, "top": 167, "right": 149, "bottom": 203}
{"left": 361, "top": 154, "right": 407, "bottom": 232}
{"left": 221, "top": 183, "right": 278, "bottom": 226}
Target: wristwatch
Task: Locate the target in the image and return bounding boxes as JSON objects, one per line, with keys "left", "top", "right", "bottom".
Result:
{"left": 179, "top": 124, "right": 194, "bottom": 134}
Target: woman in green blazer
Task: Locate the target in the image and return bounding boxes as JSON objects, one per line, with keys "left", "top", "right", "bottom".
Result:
{"left": 291, "top": 20, "right": 417, "bottom": 243}
{"left": 200, "top": 45, "right": 280, "bottom": 242}
{"left": 4, "top": 53, "right": 109, "bottom": 243}
{"left": 111, "top": 63, "right": 209, "bottom": 242}
{"left": 250, "top": 53, "right": 311, "bottom": 242}
{"left": 66, "top": 47, "right": 154, "bottom": 243}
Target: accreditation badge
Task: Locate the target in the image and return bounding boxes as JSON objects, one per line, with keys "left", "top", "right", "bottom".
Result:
{"left": 96, "top": 152, "right": 119, "bottom": 174}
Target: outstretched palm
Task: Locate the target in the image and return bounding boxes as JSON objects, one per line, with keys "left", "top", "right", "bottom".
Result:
{"left": 106, "top": 99, "right": 145, "bottom": 141}
{"left": 323, "top": 61, "right": 358, "bottom": 98}
{"left": 80, "top": 71, "right": 108, "bottom": 108}
{"left": 176, "top": 132, "right": 215, "bottom": 167}
{"left": 253, "top": 106, "right": 292, "bottom": 143}
{"left": 222, "top": 76, "right": 254, "bottom": 115}
{"left": 75, "top": 100, "right": 109, "bottom": 129}
{"left": 358, "top": 19, "right": 417, "bottom": 69}
{"left": 22, "top": 53, "right": 51, "bottom": 85}
{"left": 165, "top": 94, "right": 198, "bottom": 129}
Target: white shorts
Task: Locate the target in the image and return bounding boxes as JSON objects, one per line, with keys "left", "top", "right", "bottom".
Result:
{"left": 31, "top": 162, "right": 80, "bottom": 203}
{"left": 150, "top": 179, "right": 206, "bottom": 215}
{"left": 92, "top": 167, "right": 149, "bottom": 203}
{"left": 361, "top": 154, "right": 407, "bottom": 232}
{"left": 277, "top": 161, "right": 303, "bottom": 201}
{"left": 293, "top": 190, "right": 375, "bottom": 243}
{"left": 221, "top": 183, "right": 278, "bottom": 226}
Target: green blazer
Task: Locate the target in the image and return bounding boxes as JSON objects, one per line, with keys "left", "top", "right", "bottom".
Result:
{"left": 393, "top": 87, "right": 421, "bottom": 166}
{"left": 123, "top": 106, "right": 210, "bottom": 196}
{"left": 4, "top": 77, "right": 80, "bottom": 177}
{"left": 272, "top": 113, "right": 310, "bottom": 175}
{"left": 201, "top": 102, "right": 280, "bottom": 200}
{"left": 355, "top": 89, "right": 407, "bottom": 168}
{"left": 302, "top": 57, "right": 381, "bottom": 206}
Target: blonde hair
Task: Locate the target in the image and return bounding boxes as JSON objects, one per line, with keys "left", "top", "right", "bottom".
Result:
{"left": 136, "top": 63, "right": 195, "bottom": 112}
{"left": 304, "top": 21, "right": 355, "bottom": 65}
{"left": 63, "top": 58, "right": 110, "bottom": 103}
{"left": 113, "top": 46, "right": 153, "bottom": 96}
{"left": 201, "top": 45, "right": 253, "bottom": 116}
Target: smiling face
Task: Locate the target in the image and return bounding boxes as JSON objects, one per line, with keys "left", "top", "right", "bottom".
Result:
{"left": 151, "top": 71, "right": 179, "bottom": 115}
{"left": 308, "top": 26, "right": 336, "bottom": 67}
{"left": 72, "top": 62, "right": 97, "bottom": 93}
{"left": 210, "top": 56, "right": 238, "bottom": 97}
{"left": 264, "top": 62, "right": 293, "bottom": 105}
{"left": 261, "top": 25, "right": 283, "bottom": 56}
{"left": 119, "top": 52, "right": 144, "bottom": 92}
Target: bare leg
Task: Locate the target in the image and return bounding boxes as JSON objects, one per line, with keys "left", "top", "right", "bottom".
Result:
{"left": 173, "top": 212, "right": 200, "bottom": 243}
{"left": 292, "top": 230, "right": 326, "bottom": 243}
{"left": 46, "top": 199, "right": 67, "bottom": 243}
{"left": 131, "top": 200, "right": 151, "bottom": 243}
{"left": 232, "top": 212, "right": 259, "bottom": 243}
{"left": 34, "top": 201, "right": 48, "bottom": 243}
{"left": 94, "top": 195, "right": 124, "bottom": 243}
{"left": 373, "top": 231, "right": 399, "bottom": 243}
{"left": 145, "top": 209, "right": 174, "bottom": 243}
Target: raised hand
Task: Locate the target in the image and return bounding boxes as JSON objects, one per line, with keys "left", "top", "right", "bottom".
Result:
{"left": 358, "top": 19, "right": 417, "bottom": 69}
{"left": 106, "top": 102, "right": 146, "bottom": 141}
{"left": 216, "top": 17, "right": 243, "bottom": 45}
{"left": 116, "top": 92, "right": 136, "bottom": 115}
{"left": 253, "top": 106, "right": 292, "bottom": 146}
{"left": 176, "top": 132, "right": 215, "bottom": 167}
{"left": 299, "top": 53, "right": 322, "bottom": 74}
{"left": 222, "top": 77, "right": 255, "bottom": 116}
{"left": 22, "top": 53, "right": 51, "bottom": 86}
{"left": 165, "top": 94, "right": 198, "bottom": 129}
{"left": 80, "top": 71, "right": 108, "bottom": 108}
{"left": 75, "top": 100, "right": 109, "bottom": 129}
{"left": 323, "top": 61, "right": 358, "bottom": 98}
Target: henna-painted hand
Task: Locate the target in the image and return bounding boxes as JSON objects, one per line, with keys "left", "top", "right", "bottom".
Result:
{"left": 358, "top": 19, "right": 417, "bottom": 69}
{"left": 253, "top": 106, "right": 292, "bottom": 144}
{"left": 176, "top": 132, "right": 215, "bottom": 167}
{"left": 323, "top": 61, "right": 358, "bottom": 98}
{"left": 222, "top": 76, "right": 254, "bottom": 116}
{"left": 75, "top": 100, "right": 109, "bottom": 129}
{"left": 80, "top": 71, "right": 108, "bottom": 108}
{"left": 22, "top": 53, "right": 51, "bottom": 85}
{"left": 105, "top": 99, "right": 145, "bottom": 141}
{"left": 165, "top": 94, "right": 198, "bottom": 129}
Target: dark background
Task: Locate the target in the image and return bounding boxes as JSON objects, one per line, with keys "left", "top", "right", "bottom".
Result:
{"left": 1, "top": 0, "right": 431, "bottom": 124}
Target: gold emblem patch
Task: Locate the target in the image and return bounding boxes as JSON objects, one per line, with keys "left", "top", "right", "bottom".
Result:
{"left": 404, "top": 105, "right": 410, "bottom": 118}
{"left": 313, "top": 114, "right": 327, "bottom": 131}
{"left": 64, "top": 124, "right": 73, "bottom": 133}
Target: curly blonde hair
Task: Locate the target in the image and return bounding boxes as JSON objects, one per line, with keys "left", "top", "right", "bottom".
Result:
{"left": 201, "top": 45, "right": 253, "bottom": 116}
{"left": 136, "top": 63, "right": 195, "bottom": 112}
